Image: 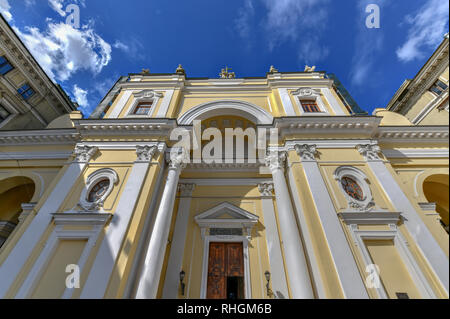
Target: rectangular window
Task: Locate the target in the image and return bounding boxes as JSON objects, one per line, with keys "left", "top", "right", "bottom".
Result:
{"left": 133, "top": 101, "right": 153, "bottom": 115}
{"left": 429, "top": 79, "right": 448, "bottom": 96}
{"left": 17, "top": 83, "right": 35, "bottom": 100}
{"left": 300, "top": 99, "right": 320, "bottom": 113}
{"left": 0, "top": 104, "right": 10, "bottom": 122}
{"left": 0, "top": 56, "right": 14, "bottom": 75}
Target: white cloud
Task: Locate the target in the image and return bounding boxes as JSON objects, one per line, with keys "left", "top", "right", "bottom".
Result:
{"left": 112, "top": 38, "right": 146, "bottom": 60}
{"left": 48, "top": 0, "right": 66, "bottom": 17}
{"left": 13, "top": 22, "right": 112, "bottom": 82}
{"left": 234, "top": 0, "right": 330, "bottom": 63}
{"left": 396, "top": 0, "right": 449, "bottom": 62}
{"left": 113, "top": 40, "right": 130, "bottom": 52}
{"left": 0, "top": 0, "right": 12, "bottom": 22}
{"left": 72, "top": 84, "right": 88, "bottom": 108}
{"left": 235, "top": 0, "right": 255, "bottom": 39}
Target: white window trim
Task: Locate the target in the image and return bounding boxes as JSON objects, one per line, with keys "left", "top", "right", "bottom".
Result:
{"left": 124, "top": 89, "right": 163, "bottom": 118}
{"left": 195, "top": 202, "right": 258, "bottom": 299}
{"left": 15, "top": 213, "right": 111, "bottom": 299}
{"left": 334, "top": 166, "right": 376, "bottom": 212}
{"left": 291, "top": 87, "right": 328, "bottom": 115}
{"left": 78, "top": 168, "right": 119, "bottom": 212}
{"left": 346, "top": 222, "right": 436, "bottom": 299}
{"left": 0, "top": 96, "right": 19, "bottom": 129}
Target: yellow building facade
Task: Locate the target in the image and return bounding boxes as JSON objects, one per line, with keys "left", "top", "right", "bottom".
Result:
{"left": 0, "top": 39, "right": 448, "bottom": 299}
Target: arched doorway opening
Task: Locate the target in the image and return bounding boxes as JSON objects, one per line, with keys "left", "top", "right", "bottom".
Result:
{"left": 423, "top": 174, "right": 449, "bottom": 233}
{"left": 0, "top": 176, "right": 35, "bottom": 248}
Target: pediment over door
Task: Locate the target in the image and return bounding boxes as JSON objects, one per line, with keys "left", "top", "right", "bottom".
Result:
{"left": 194, "top": 202, "right": 258, "bottom": 239}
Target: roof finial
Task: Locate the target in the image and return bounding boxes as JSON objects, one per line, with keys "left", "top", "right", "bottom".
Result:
{"left": 219, "top": 66, "right": 235, "bottom": 79}
{"left": 269, "top": 65, "right": 278, "bottom": 73}
{"left": 304, "top": 65, "right": 316, "bottom": 72}
{"left": 141, "top": 68, "right": 150, "bottom": 75}
{"left": 176, "top": 64, "right": 185, "bottom": 75}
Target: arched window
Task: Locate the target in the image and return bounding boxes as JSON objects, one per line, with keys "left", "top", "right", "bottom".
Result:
{"left": 78, "top": 168, "right": 118, "bottom": 211}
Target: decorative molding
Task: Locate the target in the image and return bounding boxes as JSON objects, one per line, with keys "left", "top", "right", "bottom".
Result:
{"left": 258, "top": 183, "right": 274, "bottom": 197}
{"left": 167, "top": 148, "right": 189, "bottom": 170}
{"left": 356, "top": 144, "right": 381, "bottom": 161}
{"left": 136, "top": 145, "right": 158, "bottom": 162}
{"left": 178, "top": 183, "right": 195, "bottom": 197}
{"left": 334, "top": 166, "right": 377, "bottom": 212}
{"left": 265, "top": 151, "right": 286, "bottom": 172}
{"left": 52, "top": 213, "right": 112, "bottom": 226}
{"left": 0, "top": 129, "right": 79, "bottom": 146}
{"left": 291, "top": 87, "right": 328, "bottom": 115}
{"left": 72, "top": 145, "right": 99, "bottom": 163}
{"left": 339, "top": 212, "right": 401, "bottom": 225}
{"left": 77, "top": 168, "right": 119, "bottom": 212}
{"left": 294, "top": 144, "right": 318, "bottom": 161}
{"left": 374, "top": 126, "right": 449, "bottom": 143}
{"left": 382, "top": 148, "right": 449, "bottom": 159}
{"left": 194, "top": 202, "right": 259, "bottom": 240}
{"left": 179, "top": 178, "right": 271, "bottom": 186}
{"left": 418, "top": 202, "right": 437, "bottom": 211}
{"left": 0, "top": 151, "right": 73, "bottom": 160}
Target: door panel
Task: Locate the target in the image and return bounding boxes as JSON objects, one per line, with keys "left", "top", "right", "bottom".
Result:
{"left": 207, "top": 243, "right": 226, "bottom": 299}
{"left": 226, "top": 243, "right": 244, "bottom": 277}
{"left": 206, "top": 242, "right": 244, "bottom": 299}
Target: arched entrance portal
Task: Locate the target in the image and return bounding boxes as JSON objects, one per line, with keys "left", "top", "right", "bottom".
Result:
{"left": 423, "top": 174, "right": 449, "bottom": 233}
{"left": 0, "top": 176, "right": 35, "bottom": 248}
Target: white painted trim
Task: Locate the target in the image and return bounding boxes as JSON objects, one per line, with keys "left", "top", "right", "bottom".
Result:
{"left": 348, "top": 224, "right": 437, "bottom": 299}
{"left": 259, "top": 196, "right": 290, "bottom": 299}
{"left": 382, "top": 149, "right": 449, "bottom": 158}
{"left": 80, "top": 159, "right": 153, "bottom": 298}
{"left": 285, "top": 139, "right": 374, "bottom": 150}
{"left": 178, "top": 100, "right": 273, "bottom": 125}
{"left": 321, "top": 88, "right": 346, "bottom": 115}
{"left": 412, "top": 90, "right": 449, "bottom": 125}
{"left": 162, "top": 187, "right": 194, "bottom": 298}
{"left": 200, "top": 236, "right": 251, "bottom": 299}
{"left": 179, "top": 178, "right": 272, "bottom": 186}
{"left": 156, "top": 89, "right": 174, "bottom": 117}
{"left": 300, "top": 159, "right": 369, "bottom": 298}
{"left": 278, "top": 88, "right": 296, "bottom": 116}
{"left": 124, "top": 90, "right": 163, "bottom": 118}
{"left": 0, "top": 151, "right": 73, "bottom": 160}
{"left": 286, "top": 167, "right": 326, "bottom": 298}
{"left": 107, "top": 90, "right": 132, "bottom": 118}
{"left": 292, "top": 88, "right": 328, "bottom": 115}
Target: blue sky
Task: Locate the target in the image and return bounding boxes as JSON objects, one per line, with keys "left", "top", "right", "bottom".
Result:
{"left": 1, "top": 0, "right": 449, "bottom": 116}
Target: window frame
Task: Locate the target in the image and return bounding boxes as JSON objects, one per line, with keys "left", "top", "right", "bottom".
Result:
{"left": 17, "top": 83, "right": 35, "bottom": 100}
{"left": 0, "top": 56, "right": 14, "bottom": 75}
{"left": 291, "top": 87, "right": 328, "bottom": 115}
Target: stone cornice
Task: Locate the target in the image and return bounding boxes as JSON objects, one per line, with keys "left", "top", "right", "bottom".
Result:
{"left": 73, "top": 118, "right": 178, "bottom": 136}
{"left": 0, "top": 129, "right": 79, "bottom": 146}
{"left": 274, "top": 116, "right": 381, "bottom": 138}
{"left": 374, "top": 126, "right": 449, "bottom": 143}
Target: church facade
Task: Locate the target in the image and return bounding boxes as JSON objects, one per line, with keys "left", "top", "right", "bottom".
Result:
{"left": 0, "top": 38, "right": 448, "bottom": 299}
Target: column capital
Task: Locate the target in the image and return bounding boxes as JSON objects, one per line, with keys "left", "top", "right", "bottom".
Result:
{"left": 294, "top": 144, "right": 318, "bottom": 161}
{"left": 167, "top": 148, "right": 189, "bottom": 171}
{"left": 136, "top": 145, "right": 158, "bottom": 162}
{"left": 178, "top": 183, "right": 195, "bottom": 197}
{"left": 72, "top": 145, "right": 98, "bottom": 163}
{"left": 265, "top": 151, "right": 287, "bottom": 172}
{"left": 258, "top": 183, "right": 274, "bottom": 197}
{"left": 356, "top": 144, "right": 381, "bottom": 161}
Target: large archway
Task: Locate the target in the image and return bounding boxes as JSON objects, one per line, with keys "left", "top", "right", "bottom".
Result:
{"left": 178, "top": 100, "right": 274, "bottom": 125}
{"left": 423, "top": 174, "right": 449, "bottom": 233}
{"left": 0, "top": 176, "right": 35, "bottom": 248}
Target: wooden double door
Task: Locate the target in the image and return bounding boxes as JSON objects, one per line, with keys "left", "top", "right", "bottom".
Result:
{"left": 206, "top": 242, "right": 245, "bottom": 299}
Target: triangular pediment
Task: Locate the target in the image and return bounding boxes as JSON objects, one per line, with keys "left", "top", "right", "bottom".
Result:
{"left": 194, "top": 202, "right": 258, "bottom": 222}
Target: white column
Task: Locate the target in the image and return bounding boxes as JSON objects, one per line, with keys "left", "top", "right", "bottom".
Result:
{"left": 162, "top": 183, "right": 195, "bottom": 299}
{"left": 135, "top": 150, "right": 187, "bottom": 299}
{"left": 265, "top": 152, "right": 314, "bottom": 299}
{"left": 258, "top": 183, "right": 290, "bottom": 299}
{"left": 357, "top": 144, "right": 449, "bottom": 293}
{"left": 80, "top": 145, "right": 159, "bottom": 298}
{"left": 0, "top": 145, "right": 98, "bottom": 298}
{"left": 294, "top": 144, "right": 369, "bottom": 299}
